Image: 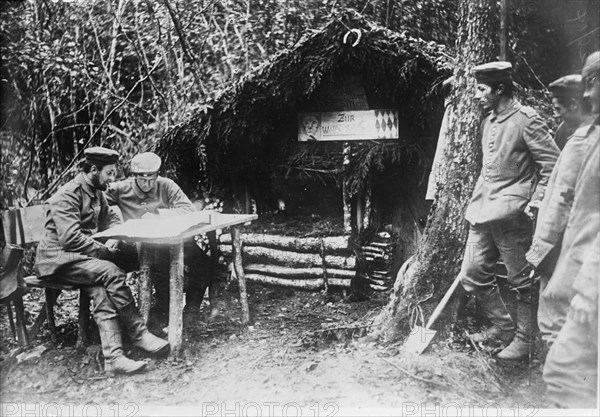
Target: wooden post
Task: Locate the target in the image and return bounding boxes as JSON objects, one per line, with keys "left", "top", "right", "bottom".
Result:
{"left": 356, "top": 188, "right": 363, "bottom": 232}
{"left": 207, "top": 231, "right": 220, "bottom": 317}
{"left": 137, "top": 243, "right": 153, "bottom": 323}
{"left": 231, "top": 226, "right": 250, "bottom": 327}
{"left": 76, "top": 292, "right": 90, "bottom": 350}
{"left": 363, "top": 182, "right": 372, "bottom": 230}
{"left": 11, "top": 293, "right": 31, "bottom": 347}
{"left": 45, "top": 289, "right": 58, "bottom": 344}
{"left": 319, "top": 238, "right": 329, "bottom": 293}
{"left": 169, "top": 241, "right": 185, "bottom": 357}
{"left": 342, "top": 142, "right": 352, "bottom": 234}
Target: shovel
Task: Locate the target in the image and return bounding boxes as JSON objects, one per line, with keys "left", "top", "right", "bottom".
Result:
{"left": 403, "top": 274, "right": 463, "bottom": 354}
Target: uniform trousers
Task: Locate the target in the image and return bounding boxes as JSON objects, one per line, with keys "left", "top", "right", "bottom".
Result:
{"left": 544, "top": 313, "right": 598, "bottom": 408}
{"left": 460, "top": 214, "right": 533, "bottom": 296}
{"left": 45, "top": 258, "right": 134, "bottom": 323}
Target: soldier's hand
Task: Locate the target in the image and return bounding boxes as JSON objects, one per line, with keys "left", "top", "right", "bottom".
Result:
{"left": 568, "top": 294, "right": 597, "bottom": 325}
{"left": 524, "top": 200, "right": 540, "bottom": 220}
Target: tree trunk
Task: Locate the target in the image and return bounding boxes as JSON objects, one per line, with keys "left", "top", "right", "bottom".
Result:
{"left": 372, "top": 0, "right": 498, "bottom": 341}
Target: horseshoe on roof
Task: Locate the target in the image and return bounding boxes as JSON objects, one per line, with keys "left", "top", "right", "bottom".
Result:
{"left": 343, "top": 29, "right": 362, "bottom": 47}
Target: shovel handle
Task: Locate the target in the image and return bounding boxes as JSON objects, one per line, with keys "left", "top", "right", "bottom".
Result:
{"left": 425, "top": 275, "right": 463, "bottom": 329}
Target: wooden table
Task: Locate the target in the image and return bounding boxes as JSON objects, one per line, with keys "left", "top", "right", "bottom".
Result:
{"left": 93, "top": 211, "right": 257, "bottom": 357}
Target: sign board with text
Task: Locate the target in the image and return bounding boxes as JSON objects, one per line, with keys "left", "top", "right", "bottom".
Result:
{"left": 298, "top": 110, "right": 399, "bottom": 142}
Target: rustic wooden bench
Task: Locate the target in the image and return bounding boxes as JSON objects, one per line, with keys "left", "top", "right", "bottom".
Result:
{"left": 1, "top": 206, "right": 91, "bottom": 348}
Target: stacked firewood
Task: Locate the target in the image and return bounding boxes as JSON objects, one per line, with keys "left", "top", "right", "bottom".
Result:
{"left": 360, "top": 232, "right": 397, "bottom": 291}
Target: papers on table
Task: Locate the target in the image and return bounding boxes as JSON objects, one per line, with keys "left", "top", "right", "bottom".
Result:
{"left": 93, "top": 210, "right": 214, "bottom": 240}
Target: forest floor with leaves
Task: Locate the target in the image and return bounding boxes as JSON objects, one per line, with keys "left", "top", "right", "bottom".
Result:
{"left": 1, "top": 279, "right": 550, "bottom": 416}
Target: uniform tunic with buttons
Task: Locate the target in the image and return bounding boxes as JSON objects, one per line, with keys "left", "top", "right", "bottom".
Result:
{"left": 465, "top": 99, "right": 559, "bottom": 224}
{"left": 35, "top": 173, "right": 120, "bottom": 277}
{"left": 543, "top": 130, "right": 599, "bottom": 408}
{"left": 537, "top": 122, "right": 599, "bottom": 338}
{"left": 525, "top": 122, "right": 596, "bottom": 343}
{"left": 106, "top": 176, "right": 211, "bottom": 307}
{"left": 460, "top": 99, "right": 559, "bottom": 295}
{"left": 106, "top": 176, "right": 195, "bottom": 220}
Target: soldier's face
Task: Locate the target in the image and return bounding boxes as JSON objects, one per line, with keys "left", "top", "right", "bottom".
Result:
{"left": 475, "top": 83, "right": 498, "bottom": 111}
{"left": 583, "top": 72, "right": 599, "bottom": 114}
{"left": 91, "top": 164, "right": 117, "bottom": 191}
{"left": 551, "top": 98, "right": 581, "bottom": 126}
{"left": 135, "top": 174, "right": 158, "bottom": 193}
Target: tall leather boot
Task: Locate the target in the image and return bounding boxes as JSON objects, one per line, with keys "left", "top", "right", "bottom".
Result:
{"left": 99, "top": 319, "right": 147, "bottom": 376}
{"left": 470, "top": 287, "right": 516, "bottom": 344}
{"left": 118, "top": 302, "right": 170, "bottom": 355}
{"left": 496, "top": 292, "right": 538, "bottom": 361}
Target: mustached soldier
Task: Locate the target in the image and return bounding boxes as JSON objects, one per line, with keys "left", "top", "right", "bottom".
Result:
{"left": 35, "top": 147, "right": 169, "bottom": 375}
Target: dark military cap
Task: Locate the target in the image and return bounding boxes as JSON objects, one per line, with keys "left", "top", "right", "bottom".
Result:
{"left": 548, "top": 74, "right": 583, "bottom": 99}
{"left": 130, "top": 152, "right": 161, "bottom": 175}
{"left": 84, "top": 146, "right": 119, "bottom": 165}
{"left": 472, "top": 61, "right": 513, "bottom": 85}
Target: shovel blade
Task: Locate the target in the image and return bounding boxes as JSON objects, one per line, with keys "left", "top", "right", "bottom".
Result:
{"left": 403, "top": 326, "right": 437, "bottom": 355}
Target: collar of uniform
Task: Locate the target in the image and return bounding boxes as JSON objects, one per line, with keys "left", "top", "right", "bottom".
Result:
{"left": 132, "top": 177, "right": 159, "bottom": 200}
{"left": 491, "top": 99, "right": 521, "bottom": 123}
{"left": 75, "top": 173, "right": 97, "bottom": 197}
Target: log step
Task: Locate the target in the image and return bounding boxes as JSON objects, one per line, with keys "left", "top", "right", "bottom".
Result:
{"left": 219, "top": 233, "right": 350, "bottom": 254}
{"left": 245, "top": 263, "right": 354, "bottom": 279}
{"left": 220, "top": 245, "right": 356, "bottom": 269}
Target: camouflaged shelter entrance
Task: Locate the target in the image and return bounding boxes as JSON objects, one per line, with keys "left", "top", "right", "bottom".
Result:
{"left": 156, "top": 10, "right": 453, "bottom": 289}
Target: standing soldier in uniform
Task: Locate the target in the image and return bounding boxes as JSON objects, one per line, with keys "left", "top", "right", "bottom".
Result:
{"left": 457, "top": 62, "right": 560, "bottom": 360}
{"left": 542, "top": 51, "right": 599, "bottom": 408}
{"left": 527, "top": 72, "right": 595, "bottom": 347}
{"left": 105, "top": 152, "right": 211, "bottom": 326}
{"left": 548, "top": 74, "right": 589, "bottom": 150}
{"left": 35, "top": 147, "right": 169, "bottom": 375}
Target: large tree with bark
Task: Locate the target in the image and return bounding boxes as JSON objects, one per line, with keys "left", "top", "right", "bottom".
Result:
{"left": 372, "top": 0, "right": 498, "bottom": 341}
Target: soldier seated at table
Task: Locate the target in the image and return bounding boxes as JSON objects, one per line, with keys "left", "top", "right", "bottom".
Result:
{"left": 35, "top": 147, "right": 169, "bottom": 375}
{"left": 106, "top": 152, "right": 211, "bottom": 327}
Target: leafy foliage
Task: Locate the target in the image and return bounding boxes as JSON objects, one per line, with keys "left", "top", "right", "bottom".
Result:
{"left": 1, "top": 0, "right": 597, "bottom": 210}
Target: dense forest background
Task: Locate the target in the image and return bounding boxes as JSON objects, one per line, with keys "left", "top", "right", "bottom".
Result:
{"left": 1, "top": 0, "right": 599, "bottom": 208}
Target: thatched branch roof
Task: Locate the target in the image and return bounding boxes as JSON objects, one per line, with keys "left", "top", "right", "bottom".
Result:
{"left": 156, "top": 9, "right": 453, "bottom": 196}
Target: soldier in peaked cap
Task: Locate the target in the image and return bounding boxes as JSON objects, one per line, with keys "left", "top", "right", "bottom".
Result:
{"left": 548, "top": 74, "right": 589, "bottom": 150}
{"left": 454, "top": 61, "right": 560, "bottom": 361}
{"left": 106, "top": 152, "right": 212, "bottom": 328}
{"left": 541, "top": 51, "right": 600, "bottom": 408}
{"left": 35, "top": 146, "right": 169, "bottom": 376}
{"left": 526, "top": 74, "right": 594, "bottom": 352}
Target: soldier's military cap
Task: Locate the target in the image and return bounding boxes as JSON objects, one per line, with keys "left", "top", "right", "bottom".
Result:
{"left": 130, "top": 152, "right": 162, "bottom": 176}
{"left": 84, "top": 146, "right": 119, "bottom": 165}
{"left": 548, "top": 74, "right": 583, "bottom": 99}
{"left": 472, "top": 61, "right": 513, "bottom": 85}
{"left": 582, "top": 51, "right": 600, "bottom": 78}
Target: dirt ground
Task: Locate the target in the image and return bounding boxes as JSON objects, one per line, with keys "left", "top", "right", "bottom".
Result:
{"left": 0, "top": 276, "right": 563, "bottom": 417}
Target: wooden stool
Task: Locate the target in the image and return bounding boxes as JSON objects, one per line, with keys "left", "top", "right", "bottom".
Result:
{"left": 23, "top": 276, "right": 91, "bottom": 349}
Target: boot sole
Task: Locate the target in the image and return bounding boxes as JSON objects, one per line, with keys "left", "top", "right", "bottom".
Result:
{"left": 135, "top": 343, "right": 170, "bottom": 358}
{"left": 495, "top": 353, "right": 531, "bottom": 363}
{"left": 105, "top": 363, "right": 147, "bottom": 376}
